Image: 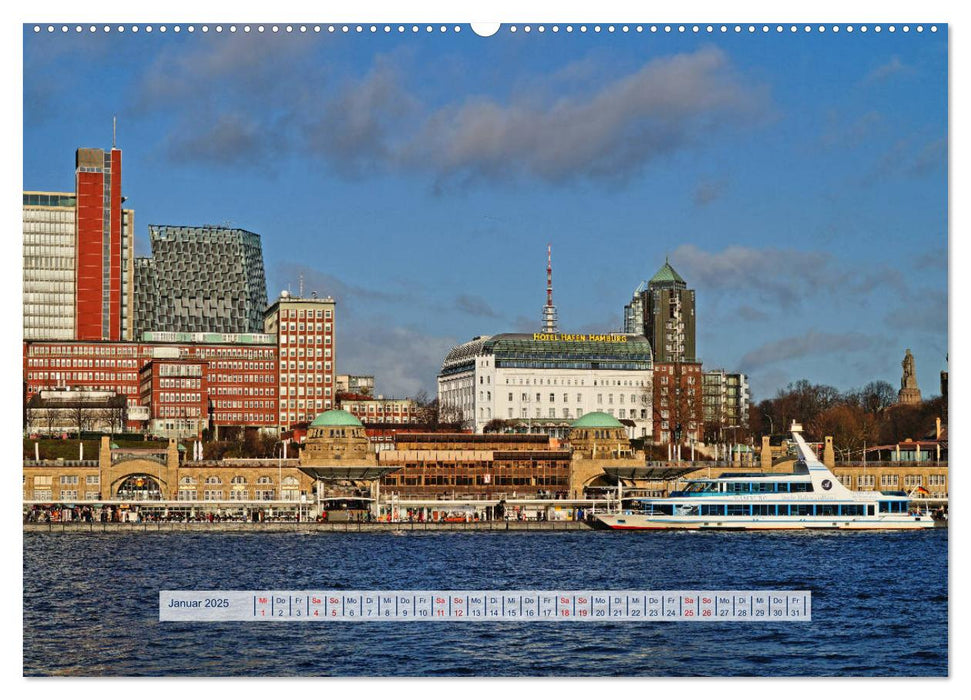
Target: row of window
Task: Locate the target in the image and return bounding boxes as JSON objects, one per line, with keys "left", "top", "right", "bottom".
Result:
{"left": 212, "top": 413, "right": 276, "bottom": 424}
{"left": 280, "top": 322, "right": 333, "bottom": 332}
{"left": 29, "top": 345, "right": 138, "bottom": 357}
{"left": 28, "top": 358, "right": 139, "bottom": 368}
{"left": 278, "top": 309, "right": 332, "bottom": 320}
{"left": 499, "top": 376, "right": 649, "bottom": 387}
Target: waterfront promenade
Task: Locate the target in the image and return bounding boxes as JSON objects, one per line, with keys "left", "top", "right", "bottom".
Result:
{"left": 24, "top": 519, "right": 593, "bottom": 534}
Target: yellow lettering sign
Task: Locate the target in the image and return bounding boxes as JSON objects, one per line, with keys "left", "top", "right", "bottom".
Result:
{"left": 531, "top": 333, "right": 628, "bottom": 343}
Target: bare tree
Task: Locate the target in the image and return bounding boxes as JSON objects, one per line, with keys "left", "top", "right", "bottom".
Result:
{"left": 44, "top": 405, "right": 59, "bottom": 436}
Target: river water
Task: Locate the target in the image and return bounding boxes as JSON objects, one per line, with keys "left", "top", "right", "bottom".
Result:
{"left": 23, "top": 529, "right": 947, "bottom": 676}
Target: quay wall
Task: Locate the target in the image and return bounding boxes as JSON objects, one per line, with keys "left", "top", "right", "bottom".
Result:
{"left": 23, "top": 520, "right": 594, "bottom": 534}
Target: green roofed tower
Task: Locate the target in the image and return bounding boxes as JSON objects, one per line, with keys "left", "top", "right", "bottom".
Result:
{"left": 623, "top": 257, "right": 696, "bottom": 364}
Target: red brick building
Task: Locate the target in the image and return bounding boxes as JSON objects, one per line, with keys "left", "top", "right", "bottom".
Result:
{"left": 652, "top": 361, "right": 704, "bottom": 445}
{"left": 263, "top": 293, "right": 336, "bottom": 431}
{"left": 138, "top": 359, "right": 208, "bottom": 437}
{"left": 24, "top": 334, "right": 278, "bottom": 437}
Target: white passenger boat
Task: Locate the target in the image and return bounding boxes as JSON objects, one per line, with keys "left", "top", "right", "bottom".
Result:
{"left": 595, "top": 425, "right": 942, "bottom": 531}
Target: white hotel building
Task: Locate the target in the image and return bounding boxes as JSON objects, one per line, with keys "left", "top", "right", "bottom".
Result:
{"left": 438, "top": 333, "right": 654, "bottom": 438}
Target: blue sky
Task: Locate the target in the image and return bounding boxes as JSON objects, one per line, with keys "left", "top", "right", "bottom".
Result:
{"left": 22, "top": 24, "right": 948, "bottom": 401}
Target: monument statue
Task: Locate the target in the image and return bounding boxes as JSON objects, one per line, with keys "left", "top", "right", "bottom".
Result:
{"left": 897, "top": 348, "right": 922, "bottom": 405}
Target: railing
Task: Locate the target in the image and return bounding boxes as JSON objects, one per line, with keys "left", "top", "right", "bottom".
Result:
{"left": 836, "top": 461, "right": 948, "bottom": 468}
{"left": 23, "top": 460, "right": 98, "bottom": 467}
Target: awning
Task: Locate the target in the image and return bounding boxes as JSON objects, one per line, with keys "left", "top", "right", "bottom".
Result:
{"left": 600, "top": 466, "right": 699, "bottom": 481}
{"left": 303, "top": 464, "right": 402, "bottom": 480}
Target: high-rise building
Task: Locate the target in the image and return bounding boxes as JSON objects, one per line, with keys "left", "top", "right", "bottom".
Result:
{"left": 23, "top": 192, "right": 77, "bottom": 340}
{"left": 23, "top": 149, "right": 134, "bottom": 342}
{"left": 623, "top": 259, "right": 696, "bottom": 364}
{"left": 135, "top": 225, "right": 268, "bottom": 337}
{"left": 74, "top": 147, "right": 129, "bottom": 341}
{"left": 264, "top": 292, "right": 337, "bottom": 431}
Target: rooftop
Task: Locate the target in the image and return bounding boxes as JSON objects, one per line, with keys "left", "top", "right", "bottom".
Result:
{"left": 649, "top": 259, "right": 686, "bottom": 286}
{"left": 310, "top": 409, "right": 364, "bottom": 428}
{"left": 572, "top": 411, "right": 624, "bottom": 428}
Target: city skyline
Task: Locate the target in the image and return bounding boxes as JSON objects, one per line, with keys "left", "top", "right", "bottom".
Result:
{"left": 23, "top": 26, "right": 948, "bottom": 400}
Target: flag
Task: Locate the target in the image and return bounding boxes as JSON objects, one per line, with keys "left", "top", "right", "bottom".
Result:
{"left": 915, "top": 486, "right": 930, "bottom": 495}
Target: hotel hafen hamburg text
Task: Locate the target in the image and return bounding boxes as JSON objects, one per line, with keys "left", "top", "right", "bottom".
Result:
{"left": 438, "top": 332, "right": 656, "bottom": 438}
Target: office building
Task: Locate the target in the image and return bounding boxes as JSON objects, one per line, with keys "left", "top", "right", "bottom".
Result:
{"left": 264, "top": 292, "right": 336, "bottom": 431}
{"left": 135, "top": 225, "right": 268, "bottom": 336}
{"left": 24, "top": 333, "right": 279, "bottom": 437}
{"left": 24, "top": 151, "right": 134, "bottom": 341}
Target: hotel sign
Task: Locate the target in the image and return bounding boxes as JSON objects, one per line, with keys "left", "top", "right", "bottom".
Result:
{"left": 532, "top": 333, "right": 628, "bottom": 343}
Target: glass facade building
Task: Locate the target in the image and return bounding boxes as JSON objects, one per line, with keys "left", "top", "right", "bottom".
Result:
{"left": 135, "top": 225, "right": 268, "bottom": 337}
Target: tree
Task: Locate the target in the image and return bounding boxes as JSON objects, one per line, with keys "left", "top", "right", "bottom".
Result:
{"left": 809, "top": 403, "right": 873, "bottom": 461}
{"left": 70, "top": 404, "right": 88, "bottom": 437}
{"left": 413, "top": 391, "right": 441, "bottom": 426}
{"left": 483, "top": 418, "right": 515, "bottom": 433}
{"left": 845, "top": 381, "right": 896, "bottom": 413}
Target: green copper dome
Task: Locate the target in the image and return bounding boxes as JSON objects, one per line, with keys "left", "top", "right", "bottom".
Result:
{"left": 649, "top": 259, "right": 685, "bottom": 285}
{"left": 571, "top": 411, "right": 624, "bottom": 428}
{"left": 310, "top": 409, "right": 364, "bottom": 428}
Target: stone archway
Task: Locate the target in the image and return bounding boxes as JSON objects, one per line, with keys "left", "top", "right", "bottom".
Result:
{"left": 104, "top": 457, "right": 175, "bottom": 500}
{"left": 114, "top": 474, "right": 163, "bottom": 500}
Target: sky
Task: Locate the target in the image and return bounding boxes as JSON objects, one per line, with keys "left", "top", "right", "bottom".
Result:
{"left": 21, "top": 23, "right": 948, "bottom": 402}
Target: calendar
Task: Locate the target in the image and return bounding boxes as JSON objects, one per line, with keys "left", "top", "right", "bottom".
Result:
{"left": 160, "top": 590, "right": 811, "bottom": 622}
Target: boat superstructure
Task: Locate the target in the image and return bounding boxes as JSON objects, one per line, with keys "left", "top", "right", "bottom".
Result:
{"left": 595, "top": 424, "right": 942, "bottom": 531}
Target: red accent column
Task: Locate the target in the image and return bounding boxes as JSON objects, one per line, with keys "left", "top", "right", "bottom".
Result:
{"left": 109, "top": 149, "right": 122, "bottom": 340}
{"left": 75, "top": 172, "right": 104, "bottom": 340}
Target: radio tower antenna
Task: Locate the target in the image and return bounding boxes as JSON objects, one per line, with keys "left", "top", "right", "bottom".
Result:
{"left": 542, "top": 243, "right": 558, "bottom": 333}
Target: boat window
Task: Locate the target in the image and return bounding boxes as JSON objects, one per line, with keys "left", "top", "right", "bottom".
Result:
{"left": 700, "top": 504, "right": 725, "bottom": 516}
{"left": 792, "top": 504, "right": 813, "bottom": 516}
{"left": 790, "top": 483, "right": 813, "bottom": 493}
{"left": 868, "top": 505, "right": 875, "bottom": 516}
{"left": 756, "top": 483, "right": 777, "bottom": 493}
{"left": 817, "top": 504, "right": 838, "bottom": 516}
{"left": 776, "top": 504, "right": 789, "bottom": 516}
{"left": 752, "top": 504, "right": 773, "bottom": 516}
{"left": 726, "top": 504, "right": 749, "bottom": 516}
{"left": 840, "top": 504, "right": 864, "bottom": 516}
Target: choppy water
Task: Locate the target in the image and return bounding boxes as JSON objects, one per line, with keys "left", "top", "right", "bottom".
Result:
{"left": 23, "top": 529, "right": 947, "bottom": 676}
